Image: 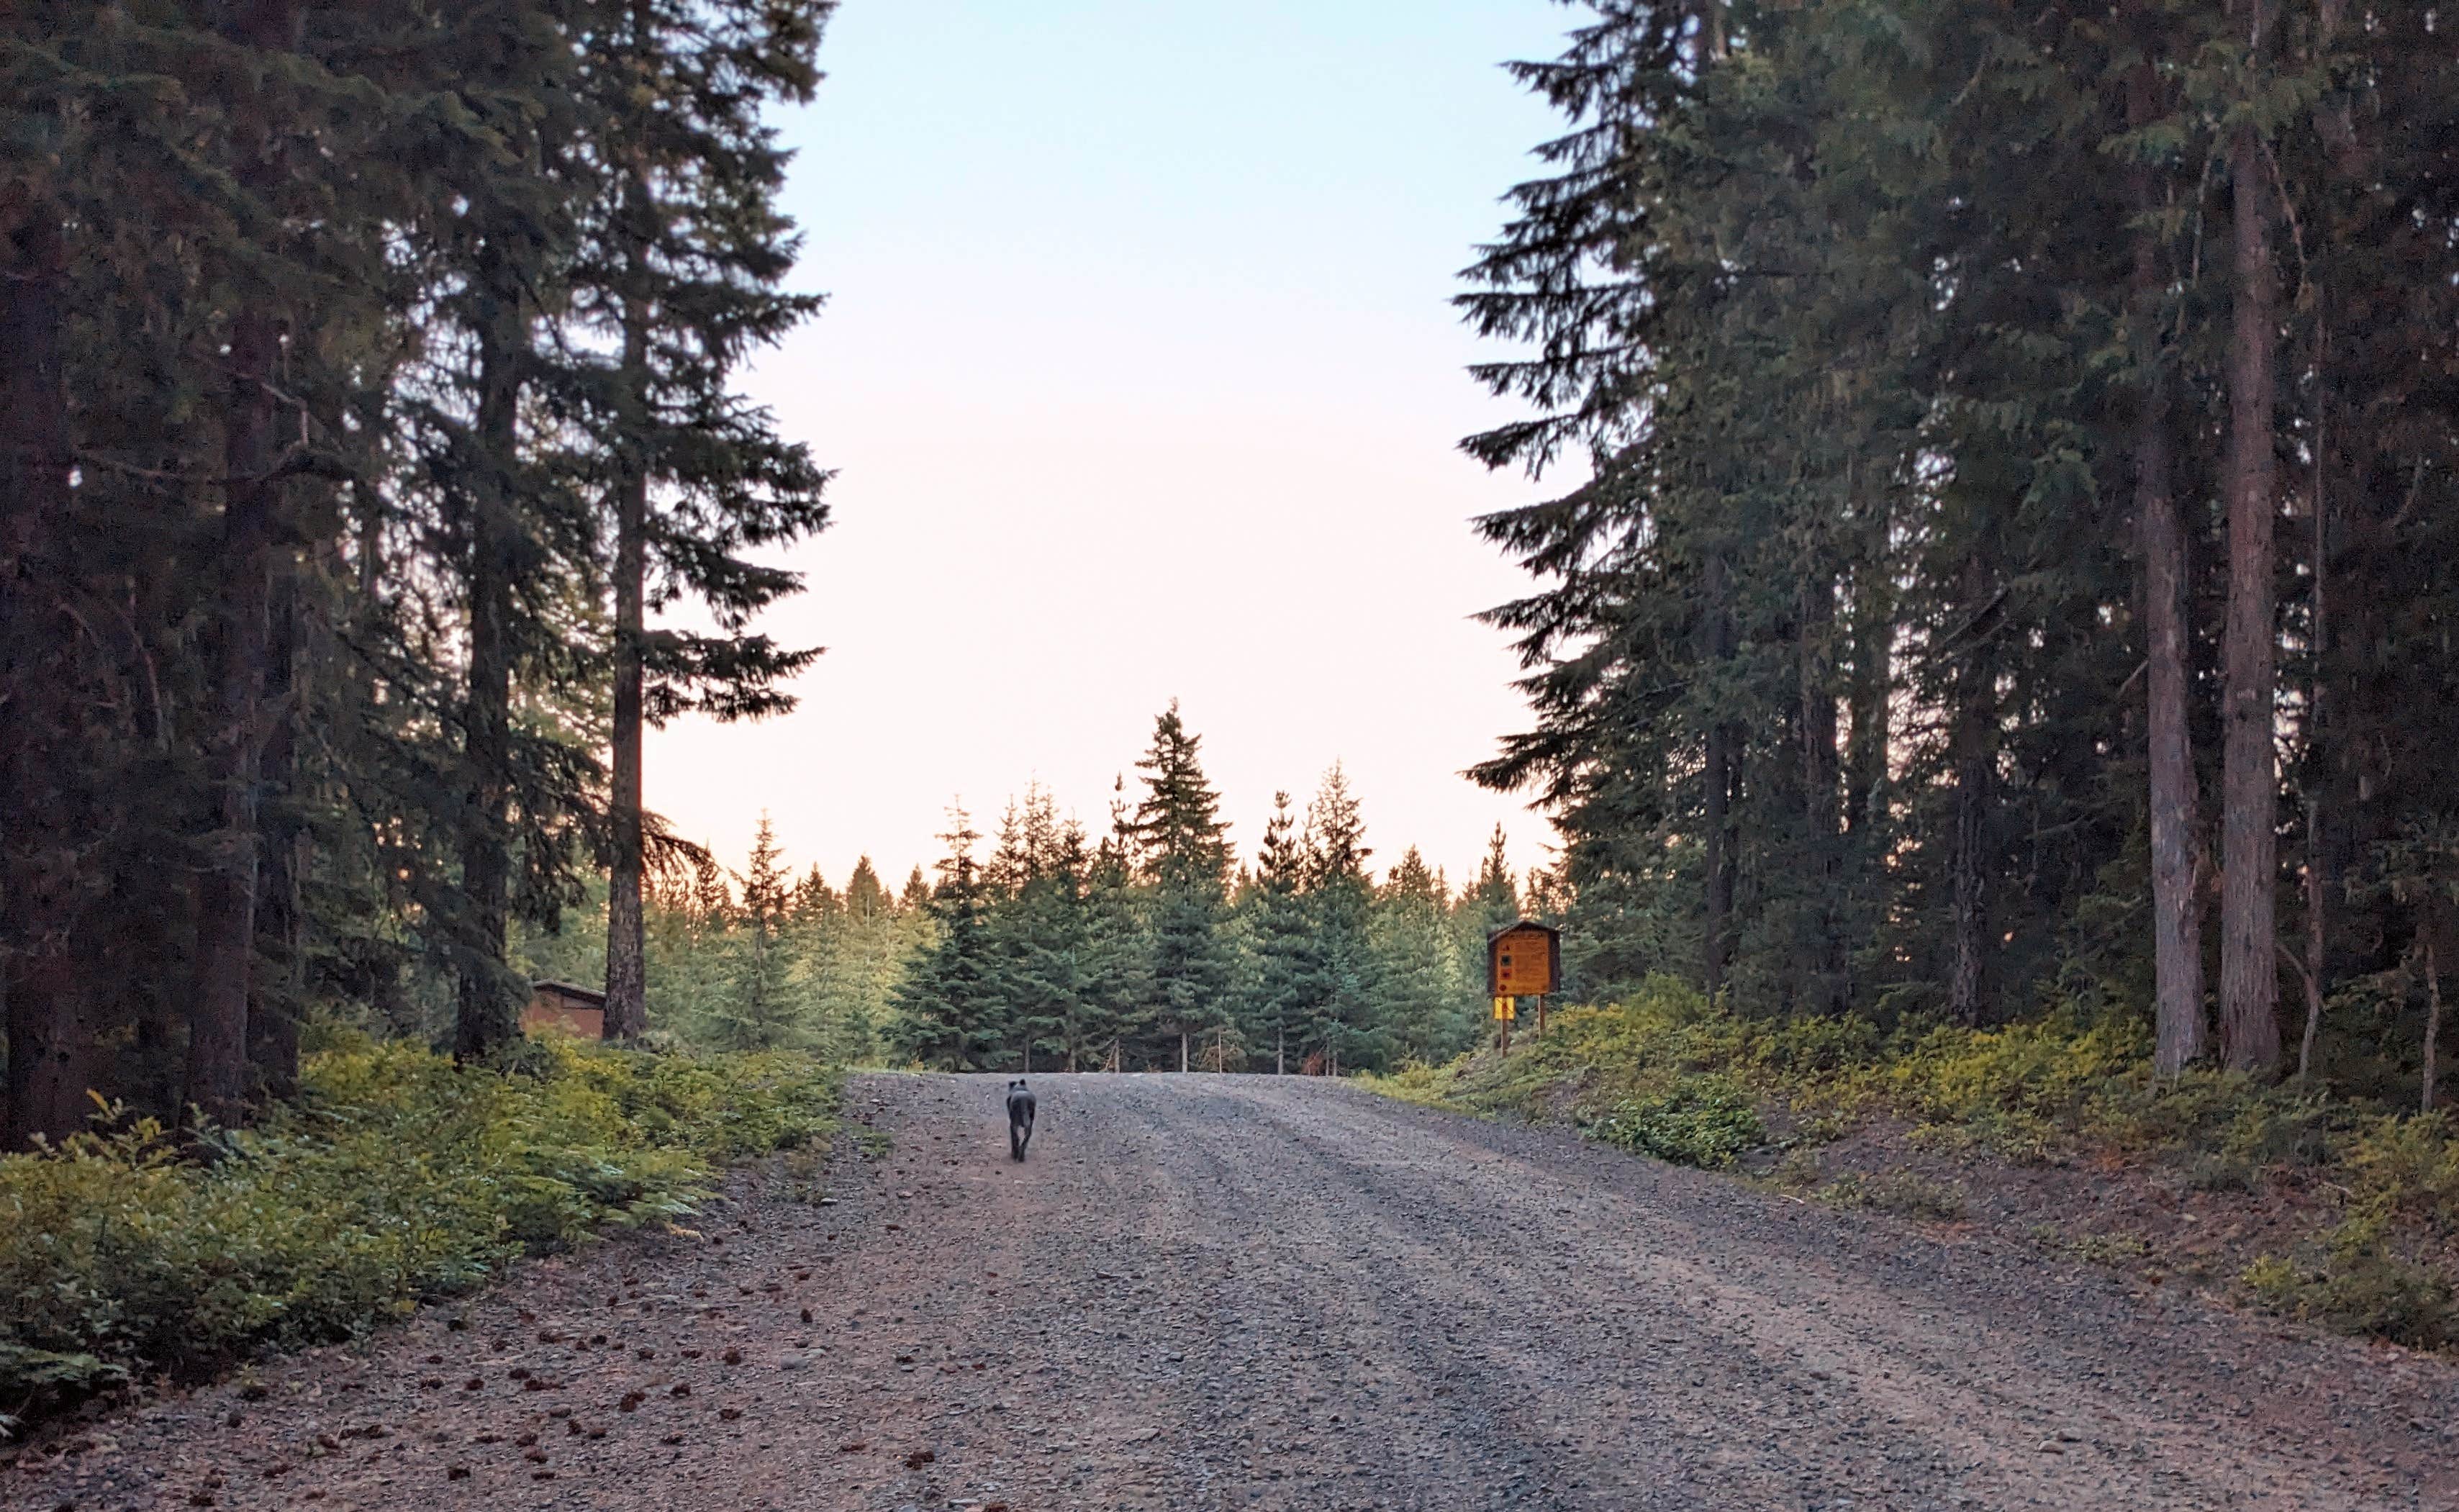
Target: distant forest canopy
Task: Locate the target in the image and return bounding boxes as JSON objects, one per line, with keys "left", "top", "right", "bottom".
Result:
{"left": 1, "top": 0, "right": 836, "bottom": 1149}
{"left": 532, "top": 704, "right": 1552, "bottom": 1076}
{"left": 1462, "top": 0, "right": 2459, "bottom": 1105}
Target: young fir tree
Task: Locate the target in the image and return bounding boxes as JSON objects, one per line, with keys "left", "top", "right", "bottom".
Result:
{"left": 987, "top": 788, "right": 1093, "bottom": 1071}
{"left": 891, "top": 810, "right": 1005, "bottom": 1070}
{"left": 1131, "top": 705, "right": 1236, "bottom": 1071}
{"left": 1079, "top": 780, "right": 1154, "bottom": 1069}
{"left": 1302, "top": 764, "right": 1377, "bottom": 1074}
{"left": 1236, "top": 792, "right": 1318, "bottom": 1074}
{"left": 1372, "top": 848, "right": 1475, "bottom": 1066}
{"left": 711, "top": 813, "right": 799, "bottom": 1048}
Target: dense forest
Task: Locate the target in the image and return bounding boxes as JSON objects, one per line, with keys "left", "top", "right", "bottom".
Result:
{"left": 527, "top": 705, "right": 1539, "bottom": 1076}
{"left": 1462, "top": 0, "right": 2459, "bottom": 1106}
{"left": 882, "top": 705, "right": 1532, "bottom": 1076}
{"left": 1, "top": 0, "right": 834, "bottom": 1149}
{"left": 12, "top": 0, "right": 2459, "bottom": 1157}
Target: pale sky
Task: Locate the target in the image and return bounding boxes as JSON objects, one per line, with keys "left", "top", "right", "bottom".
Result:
{"left": 646, "top": 0, "right": 1581, "bottom": 891}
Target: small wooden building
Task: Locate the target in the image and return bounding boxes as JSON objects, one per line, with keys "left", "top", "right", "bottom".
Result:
{"left": 523, "top": 979, "right": 607, "bottom": 1039}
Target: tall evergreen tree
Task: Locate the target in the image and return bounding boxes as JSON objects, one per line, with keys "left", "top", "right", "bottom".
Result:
{"left": 1131, "top": 705, "right": 1235, "bottom": 1071}
{"left": 593, "top": 0, "right": 833, "bottom": 1043}
{"left": 892, "top": 810, "right": 1004, "bottom": 1070}
{"left": 707, "top": 813, "right": 796, "bottom": 1048}
{"left": 1237, "top": 793, "right": 1317, "bottom": 1074}
{"left": 1372, "top": 848, "right": 1475, "bottom": 1066}
{"left": 1302, "top": 764, "right": 1377, "bottom": 1073}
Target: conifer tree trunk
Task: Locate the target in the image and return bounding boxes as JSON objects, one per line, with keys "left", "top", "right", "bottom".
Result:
{"left": 1947, "top": 558, "right": 1991, "bottom": 1028}
{"left": 2132, "top": 47, "right": 2206, "bottom": 1077}
{"left": 245, "top": 573, "right": 302, "bottom": 1100}
{"left": 1800, "top": 572, "right": 1844, "bottom": 1012}
{"left": 0, "top": 185, "right": 99, "bottom": 1149}
{"left": 603, "top": 274, "right": 652, "bottom": 1041}
{"left": 455, "top": 277, "right": 524, "bottom": 1062}
{"left": 2297, "top": 299, "right": 2331, "bottom": 1082}
{"left": 191, "top": 0, "right": 303, "bottom": 1124}
{"left": 2218, "top": 1, "right": 2283, "bottom": 1073}
{"left": 1844, "top": 546, "right": 1890, "bottom": 840}
{"left": 2425, "top": 938, "right": 2443, "bottom": 1114}
{"left": 1702, "top": 553, "right": 1734, "bottom": 1000}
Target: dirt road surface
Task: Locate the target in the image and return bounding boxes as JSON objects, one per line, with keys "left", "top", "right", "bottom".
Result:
{"left": 14, "top": 1073, "right": 2458, "bottom": 1511}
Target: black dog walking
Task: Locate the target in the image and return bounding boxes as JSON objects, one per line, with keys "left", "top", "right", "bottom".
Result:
{"left": 1007, "top": 1079, "right": 1036, "bottom": 1162}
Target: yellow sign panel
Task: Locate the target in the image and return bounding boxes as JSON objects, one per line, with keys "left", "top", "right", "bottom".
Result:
{"left": 1488, "top": 923, "right": 1559, "bottom": 997}
{"left": 1492, "top": 997, "right": 1516, "bottom": 1020}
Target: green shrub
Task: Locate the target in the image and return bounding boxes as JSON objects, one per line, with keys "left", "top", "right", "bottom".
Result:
{"left": 2342, "top": 1111, "right": 2459, "bottom": 1233}
{"left": 1819, "top": 1169, "right": 1968, "bottom": 1221}
{"left": 1582, "top": 1075, "right": 1765, "bottom": 1169}
{"left": 0, "top": 1036, "right": 837, "bottom": 1413}
{"left": 2243, "top": 1208, "right": 2453, "bottom": 1349}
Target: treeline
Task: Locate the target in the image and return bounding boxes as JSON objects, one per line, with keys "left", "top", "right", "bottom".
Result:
{"left": 520, "top": 829, "right": 927, "bottom": 1062}
{"left": 894, "top": 706, "right": 1537, "bottom": 1075}
{"left": 1, "top": 1, "right": 833, "bottom": 1148}
{"left": 1464, "top": 1, "right": 2459, "bottom": 1102}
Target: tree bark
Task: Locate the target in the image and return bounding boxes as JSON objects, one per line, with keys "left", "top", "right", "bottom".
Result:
{"left": 0, "top": 186, "right": 100, "bottom": 1149}
{"left": 454, "top": 265, "right": 525, "bottom": 1062}
{"left": 602, "top": 281, "right": 652, "bottom": 1041}
{"left": 2424, "top": 938, "right": 2442, "bottom": 1115}
{"left": 2218, "top": 4, "right": 2283, "bottom": 1074}
{"left": 2297, "top": 302, "right": 2331, "bottom": 1084}
{"left": 2132, "top": 47, "right": 2207, "bottom": 1077}
{"left": 1844, "top": 515, "right": 1892, "bottom": 841}
{"left": 1947, "top": 557, "right": 1991, "bottom": 1028}
{"left": 1800, "top": 571, "right": 1845, "bottom": 1013}
{"left": 189, "top": 0, "right": 304, "bottom": 1123}
{"left": 1702, "top": 553, "right": 1734, "bottom": 1001}
{"left": 245, "top": 570, "right": 303, "bottom": 1101}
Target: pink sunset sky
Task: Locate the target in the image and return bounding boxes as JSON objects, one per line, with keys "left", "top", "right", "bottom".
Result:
{"left": 646, "top": 0, "right": 1582, "bottom": 889}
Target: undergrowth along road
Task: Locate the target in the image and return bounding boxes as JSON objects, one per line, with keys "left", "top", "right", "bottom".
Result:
{"left": 12, "top": 1073, "right": 2455, "bottom": 1511}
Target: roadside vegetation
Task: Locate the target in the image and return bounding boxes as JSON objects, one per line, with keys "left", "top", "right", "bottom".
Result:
{"left": 1367, "top": 979, "right": 2459, "bottom": 1351}
{"left": 0, "top": 1035, "right": 837, "bottom": 1429}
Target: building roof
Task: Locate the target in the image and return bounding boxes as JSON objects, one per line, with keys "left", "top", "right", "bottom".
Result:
{"left": 530, "top": 979, "right": 608, "bottom": 1008}
{"left": 1486, "top": 918, "right": 1561, "bottom": 945}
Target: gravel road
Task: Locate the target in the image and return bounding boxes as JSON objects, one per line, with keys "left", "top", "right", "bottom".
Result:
{"left": 15, "top": 1072, "right": 2458, "bottom": 1511}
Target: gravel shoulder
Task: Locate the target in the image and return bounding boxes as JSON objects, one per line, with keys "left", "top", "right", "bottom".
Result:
{"left": 12, "top": 1072, "right": 2457, "bottom": 1511}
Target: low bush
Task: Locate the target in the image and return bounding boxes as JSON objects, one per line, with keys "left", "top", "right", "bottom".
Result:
{"left": 1582, "top": 1075, "right": 1765, "bottom": 1169}
{"left": 2243, "top": 1208, "right": 2453, "bottom": 1349}
{"left": 0, "top": 1034, "right": 837, "bottom": 1420}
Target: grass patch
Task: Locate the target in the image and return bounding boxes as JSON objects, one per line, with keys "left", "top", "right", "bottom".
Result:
{"left": 0, "top": 1033, "right": 838, "bottom": 1426}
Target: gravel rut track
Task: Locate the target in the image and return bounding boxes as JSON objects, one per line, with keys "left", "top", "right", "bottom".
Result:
{"left": 14, "top": 1072, "right": 2458, "bottom": 1512}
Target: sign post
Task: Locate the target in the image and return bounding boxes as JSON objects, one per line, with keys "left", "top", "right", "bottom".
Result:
{"left": 1486, "top": 920, "right": 1562, "bottom": 1054}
